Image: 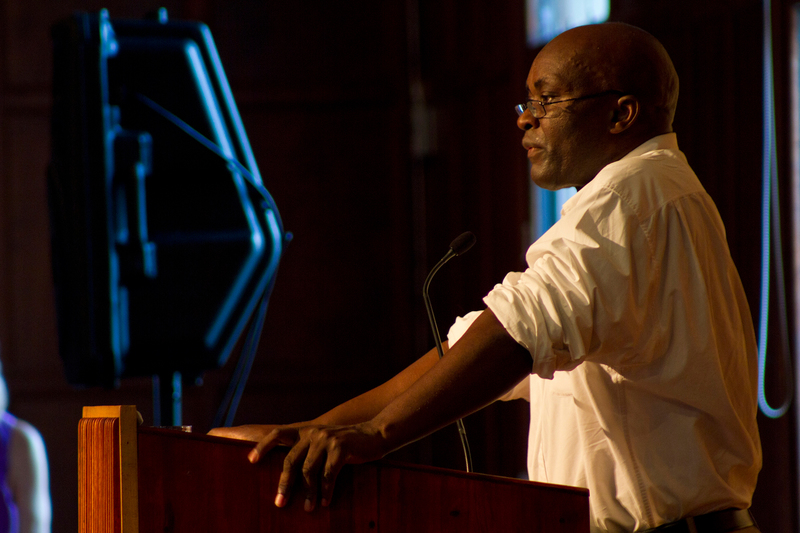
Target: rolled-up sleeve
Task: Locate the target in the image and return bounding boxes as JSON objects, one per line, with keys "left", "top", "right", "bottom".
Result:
{"left": 484, "top": 180, "right": 656, "bottom": 379}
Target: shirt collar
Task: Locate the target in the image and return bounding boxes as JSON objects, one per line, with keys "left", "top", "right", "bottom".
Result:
{"left": 560, "top": 133, "right": 679, "bottom": 213}
{"left": 620, "top": 132, "right": 678, "bottom": 160}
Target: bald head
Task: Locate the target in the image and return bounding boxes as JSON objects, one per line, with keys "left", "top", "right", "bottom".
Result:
{"left": 541, "top": 23, "right": 678, "bottom": 133}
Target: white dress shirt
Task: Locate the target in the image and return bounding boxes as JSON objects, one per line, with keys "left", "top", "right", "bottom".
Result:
{"left": 448, "top": 134, "right": 762, "bottom": 532}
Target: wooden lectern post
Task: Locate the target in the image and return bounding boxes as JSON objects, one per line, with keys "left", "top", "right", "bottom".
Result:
{"left": 79, "top": 405, "right": 140, "bottom": 533}
{"left": 79, "top": 406, "right": 589, "bottom": 532}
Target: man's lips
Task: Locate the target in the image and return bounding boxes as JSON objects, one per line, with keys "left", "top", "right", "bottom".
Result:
{"left": 523, "top": 142, "right": 544, "bottom": 157}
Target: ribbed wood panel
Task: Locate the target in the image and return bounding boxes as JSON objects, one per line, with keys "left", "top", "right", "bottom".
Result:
{"left": 78, "top": 417, "right": 120, "bottom": 533}
{"left": 78, "top": 406, "right": 139, "bottom": 533}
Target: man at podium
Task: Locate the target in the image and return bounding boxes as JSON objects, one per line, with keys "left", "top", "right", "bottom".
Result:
{"left": 211, "top": 22, "right": 761, "bottom": 533}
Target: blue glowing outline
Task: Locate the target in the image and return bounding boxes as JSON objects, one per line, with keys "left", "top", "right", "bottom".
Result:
{"left": 183, "top": 43, "right": 267, "bottom": 348}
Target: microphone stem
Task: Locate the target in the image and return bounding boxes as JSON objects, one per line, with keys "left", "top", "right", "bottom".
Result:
{"left": 422, "top": 249, "right": 474, "bottom": 473}
{"left": 422, "top": 250, "right": 453, "bottom": 359}
{"left": 455, "top": 419, "right": 473, "bottom": 473}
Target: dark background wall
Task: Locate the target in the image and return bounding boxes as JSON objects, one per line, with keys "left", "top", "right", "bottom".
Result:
{"left": 0, "top": 1, "right": 796, "bottom": 531}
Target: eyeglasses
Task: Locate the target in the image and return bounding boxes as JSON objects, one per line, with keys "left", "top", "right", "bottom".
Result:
{"left": 515, "top": 90, "right": 624, "bottom": 118}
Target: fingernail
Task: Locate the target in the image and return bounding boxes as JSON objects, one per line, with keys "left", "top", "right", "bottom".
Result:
{"left": 321, "top": 498, "right": 329, "bottom": 508}
{"left": 304, "top": 498, "right": 313, "bottom": 512}
{"left": 275, "top": 493, "right": 286, "bottom": 507}
{"left": 248, "top": 450, "right": 259, "bottom": 463}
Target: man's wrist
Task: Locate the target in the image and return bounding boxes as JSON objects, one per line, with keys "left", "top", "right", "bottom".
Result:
{"left": 360, "top": 417, "right": 396, "bottom": 458}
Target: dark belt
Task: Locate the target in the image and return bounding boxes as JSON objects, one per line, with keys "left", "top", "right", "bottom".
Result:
{"left": 644, "top": 508, "right": 757, "bottom": 533}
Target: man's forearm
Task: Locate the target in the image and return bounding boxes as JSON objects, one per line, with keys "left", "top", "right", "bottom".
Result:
{"left": 310, "top": 344, "right": 442, "bottom": 426}
{"left": 208, "top": 344, "right": 442, "bottom": 442}
{"left": 370, "top": 309, "right": 531, "bottom": 456}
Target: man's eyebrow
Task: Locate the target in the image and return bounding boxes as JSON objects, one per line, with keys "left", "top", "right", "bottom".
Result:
{"left": 533, "top": 77, "right": 550, "bottom": 91}
{"left": 526, "top": 78, "right": 552, "bottom": 97}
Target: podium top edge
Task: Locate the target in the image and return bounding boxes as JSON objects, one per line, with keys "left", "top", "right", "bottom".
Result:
{"left": 82, "top": 405, "right": 138, "bottom": 419}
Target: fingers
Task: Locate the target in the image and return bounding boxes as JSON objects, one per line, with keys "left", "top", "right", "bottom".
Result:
{"left": 249, "top": 427, "right": 298, "bottom": 463}
{"left": 320, "top": 446, "right": 345, "bottom": 508}
{"left": 208, "top": 424, "right": 280, "bottom": 444}
{"left": 208, "top": 426, "right": 249, "bottom": 439}
{"left": 257, "top": 427, "right": 321, "bottom": 509}
{"left": 247, "top": 424, "right": 379, "bottom": 513}
{"left": 301, "top": 436, "right": 325, "bottom": 511}
{"left": 274, "top": 427, "right": 348, "bottom": 511}
{"left": 206, "top": 427, "right": 228, "bottom": 438}
{"left": 274, "top": 433, "right": 312, "bottom": 508}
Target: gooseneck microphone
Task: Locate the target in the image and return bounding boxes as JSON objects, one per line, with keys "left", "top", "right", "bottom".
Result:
{"left": 422, "top": 231, "right": 476, "bottom": 472}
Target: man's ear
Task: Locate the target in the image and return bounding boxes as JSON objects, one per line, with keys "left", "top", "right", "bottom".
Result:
{"left": 610, "top": 95, "right": 639, "bottom": 134}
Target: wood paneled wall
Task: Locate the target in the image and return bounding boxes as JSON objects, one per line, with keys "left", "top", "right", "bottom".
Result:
{"left": 0, "top": 1, "right": 796, "bottom": 531}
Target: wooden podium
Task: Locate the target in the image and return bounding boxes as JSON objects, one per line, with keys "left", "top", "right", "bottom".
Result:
{"left": 79, "top": 406, "right": 589, "bottom": 532}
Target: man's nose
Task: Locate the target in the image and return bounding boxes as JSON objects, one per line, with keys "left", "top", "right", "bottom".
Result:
{"left": 517, "top": 110, "right": 537, "bottom": 130}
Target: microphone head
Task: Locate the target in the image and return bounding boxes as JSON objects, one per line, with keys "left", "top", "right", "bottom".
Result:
{"left": 449, "top": 231, "right": 476, "bottom": 256}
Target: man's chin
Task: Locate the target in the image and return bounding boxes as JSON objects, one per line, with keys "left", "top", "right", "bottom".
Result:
{"left": 530, "top": 174, "right": 560, "bottom": 191}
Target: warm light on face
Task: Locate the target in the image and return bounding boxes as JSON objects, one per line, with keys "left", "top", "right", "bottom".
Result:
{"left": 526, "top": 0, "right": 609, "bottom": 239}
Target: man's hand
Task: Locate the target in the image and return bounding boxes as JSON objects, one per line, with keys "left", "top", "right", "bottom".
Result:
{"left": 248, "top": 422, "right": 389, "bottom": 512}
{"left": 207, "top": 424, "right": 280, "bottom": 442}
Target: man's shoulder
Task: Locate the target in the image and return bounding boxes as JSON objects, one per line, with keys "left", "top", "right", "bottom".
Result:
{"left": 582, "top": 142, "right": 705, "bottom": 217}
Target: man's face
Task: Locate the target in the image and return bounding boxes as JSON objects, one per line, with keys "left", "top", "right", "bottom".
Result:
{"left": 517, "top": 45, "right": 617, "bottom": 191}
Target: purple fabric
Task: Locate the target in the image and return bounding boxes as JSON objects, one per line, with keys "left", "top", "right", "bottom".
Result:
{"left": 0, "top": 412, "right": 19, "bottom": 533}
